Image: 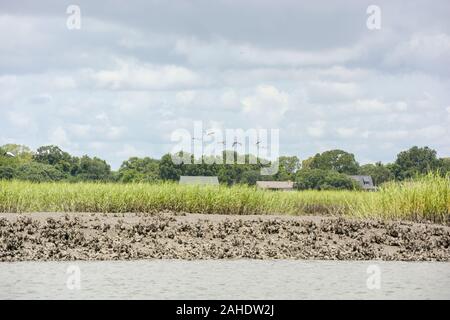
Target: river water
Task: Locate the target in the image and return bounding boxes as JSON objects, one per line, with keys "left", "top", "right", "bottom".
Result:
{"left": 0, "top": 260, "right": 449, "bottom": 299}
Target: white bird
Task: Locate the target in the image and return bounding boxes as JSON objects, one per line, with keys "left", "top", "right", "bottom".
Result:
{"left": 5, "top": 152, "right": 15, "bottom": 157}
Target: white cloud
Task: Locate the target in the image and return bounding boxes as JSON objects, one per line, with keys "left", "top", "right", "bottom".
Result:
{"left": 241, "top": 85, "right": 290, "bottom": 126}
{"left": 95, "top": 113, "right": 109, "bottom": 122}
{"left": 50, "top": 76, "right": 77, "bottom": 90}
{"left": 220, "top": 89, "right": 240, "bottom": 109}
{"left": 175, "top": 37, "right": 364, "bottom": 67}
{"left": 0, "top": 15, "right": 50, "bottom": 50}
{"left": 385, "top": 33, "right": 450, "bottom": 72}
{"left": 69, "top": 124, "right": 91, "bottom": 138}
{"left": 8, "top": 112, "right": 32, "bottom": 128}
{"left": 307, "top": 121, "right": 326, "bottom": 138}
{"left": 49, "top": 126, "right": 70, "bottom": 147}
{"left": 306, "top": 81, "right": 360, "bottom": 102}
{"left": 116, "top": 144, "right": 143, "bottom": 159}
{"left": 342, "top": 99, "right": 408, "bottom": 114}
{"left": 1, "top": 1, "right": 450, "bottom": 167}
{"left": 104, "top": 126, "right": 125, "bottom": 140}
{"left": 416, "top": 125, "right": 447, "bottom": 139}
{"left": 89, "top": 59, "right": 202, "bottom": 90}
{"left": 316, "top": 66, "right": 369, "bottom": 81}
{"left": 29, "top": 93, "right": 52, "bottom": 104}
{"left": 336, "top": 127, "right": 358, "bottom": 138}
{"left": 175, "top": 90, "right": 197, "bottom": 105}
{"left": 372, "top": 130, "right": 409, "bottom": 140}
{"left": 354, "top": 99, "right": 387, "bottom": 113}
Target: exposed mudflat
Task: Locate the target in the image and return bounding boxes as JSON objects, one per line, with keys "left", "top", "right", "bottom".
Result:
{"left": 0, "top": 212, "right": 449, "bottom": 262}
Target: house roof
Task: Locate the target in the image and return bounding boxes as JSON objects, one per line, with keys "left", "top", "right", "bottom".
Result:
{"left": 256, "top": 181, "right": 294, "bottom": 189}
{"left": 349, "top": 175, "right": 375, "bottom": 190}
{"left": 179, "top": 176, "right": 219, "bottom": 185}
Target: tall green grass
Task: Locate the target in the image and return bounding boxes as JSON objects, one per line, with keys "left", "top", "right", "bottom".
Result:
{"left": 0, "top": 173, "right": 448, "bottom": 223}
{"left": 349, "top": 173, "right": 450, "bottom": 223}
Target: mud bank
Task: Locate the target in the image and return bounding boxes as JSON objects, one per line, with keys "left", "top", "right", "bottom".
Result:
{"left": 1, "top": 212, "right": 449, "bottom": 262}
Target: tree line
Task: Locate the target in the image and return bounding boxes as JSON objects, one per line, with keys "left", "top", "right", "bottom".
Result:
{"left": 1, "top": 144, "right": 449, "bottom": 190}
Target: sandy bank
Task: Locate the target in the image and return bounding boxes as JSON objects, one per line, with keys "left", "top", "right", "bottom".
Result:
{"left": 0, "top": 212, "right": 449, "bottom": 262}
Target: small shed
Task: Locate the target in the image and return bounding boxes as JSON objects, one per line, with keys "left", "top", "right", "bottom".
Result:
{"left": 256, "top": 181, "right": 294, "bottom": 191}
{"left": 179, "top": 176, "right": 219, "bottom": 185}
{"left": 349, "top": 175, "right": 376, "bottom": 191}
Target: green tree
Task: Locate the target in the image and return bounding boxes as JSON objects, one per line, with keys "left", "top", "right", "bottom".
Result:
{"left": 358, "top": 162, "right": 394, "bottom": 186}
{"left": 159, "top": 153, "right": 183, "bottom": 181}
{"left": 1, "top": 144, "right": 33, "bottom": 161}
{"left": 274, "top": 156, "right": 300, "bottom": 180}
{"left": 73, "top": 156, "right": 112, "bottom": 181}
{"left": 240, "top": 170, "right": 261, "bottom": 185}
{"left": 16, "top": 162, "right": 67, "bottom": 182}
{"left": 295, "top": 169, "right": 327, "bottom": 190}
{"left": 309, "top": 149, "right": 359, "bottom": 174}
{"left": 394, "top": 146, "right": 440, "bottom": 179}
{"left": 183, "top": 154, "right": 219, "bottom": 177}
{"left": 322, "top": 170, "right": 359, "bottom": 190}
{"left": 0, "top": 152, "right": 17, "bottom": 168}
{"left": 33, "top": 145, "right": 75, "bottom": 174}
{"left": 118, "top": 157, "right": 160, "bottom": 182}
{"left": 302, "top": 156, "right": 314, "bottom": 169}
{"left": 217, "top": 166, "right": 235, "bottom": 185}
{"left": 295, "top": 168, "right": 357, "bottom": 190}
{"left": 1, "top": 144, "right": 33, "bottom": 168}
{"left": 439, "top": 158, "right": 450, "bottom": 175}
{"left": 0, "top": 166, "right": 15, "bottom": 180}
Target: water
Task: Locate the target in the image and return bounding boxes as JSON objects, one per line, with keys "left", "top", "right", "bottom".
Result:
{"left": 0, "top": 260, "right": 449, "bottom": 299}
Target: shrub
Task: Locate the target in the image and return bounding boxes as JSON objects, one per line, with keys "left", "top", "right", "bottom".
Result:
{"left": 295, "top": 169, "right": 357, "bottom": 190}
{"left": 0, "top": 166, "right": 15, "bottom": 180}
{"left": 15, "top": 162, "right": 67, "bottom": 182}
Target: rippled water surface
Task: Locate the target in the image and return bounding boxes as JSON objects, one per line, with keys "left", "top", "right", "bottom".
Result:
{"left": 1, "top": 260, "right": 449, "bottom": 299}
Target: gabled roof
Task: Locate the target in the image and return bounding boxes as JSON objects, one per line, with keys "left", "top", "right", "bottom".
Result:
{"left": 349, "top": 175, "right": 375, "bottom": 190}
{"left": 179, "top": 176, "right": 219, "bottom": 185}
{"left": 256, "top": 181, "right": 294, "bottom": 189}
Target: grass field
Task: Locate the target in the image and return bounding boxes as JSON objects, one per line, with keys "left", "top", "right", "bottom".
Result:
{"left": 0, "top": 173, "right": 448, "bottom": 223}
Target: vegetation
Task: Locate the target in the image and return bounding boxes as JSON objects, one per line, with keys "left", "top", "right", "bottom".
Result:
{"left": 358, "top": 162, "right": 394, "bottom": 186}
{"left": 1, "top": 144, "right": 449, "bottom": 191}
{"left": 295, "top": 169, "right": 359, "bottom": 190}
{"left": 304, "top": 149, "right": 359, "bottom": 174}
{"left": 391, "top": 146, "right": 442, "bottom": 180}
{"left": 349, "top": 173, "right": 450, "bottom": 223}
{"left": 0, "top": 173, "right": 448, "bottom": 223}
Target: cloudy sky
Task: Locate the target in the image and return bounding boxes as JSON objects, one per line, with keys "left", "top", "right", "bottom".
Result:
{"left": 1, "top": 0, "right": 449, "bottom": 168}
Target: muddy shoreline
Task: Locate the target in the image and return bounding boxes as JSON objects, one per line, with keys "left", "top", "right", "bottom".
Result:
{"left": 1, "top": 212, "right": 449, "bottom": 262}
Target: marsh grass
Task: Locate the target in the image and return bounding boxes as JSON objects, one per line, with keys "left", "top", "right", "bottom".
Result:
{"left": 0, "top": 173, "right": 448, "bottom": 223}
{"left": 349, "top": 173, "right": 450, "bottom": 223}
